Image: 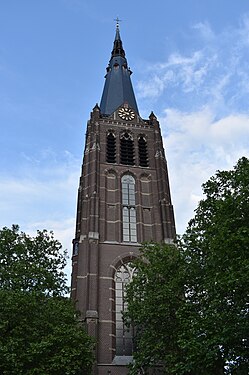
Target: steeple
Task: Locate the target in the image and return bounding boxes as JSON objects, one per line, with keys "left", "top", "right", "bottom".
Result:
{"left": 111, "top": 21, "right": 125, "bottom": 58}
{"left": 99, "top": 22, "right": 139, "bottom": 116}
{"left": 71, "top": 24, "right": 176, "bottom": 375}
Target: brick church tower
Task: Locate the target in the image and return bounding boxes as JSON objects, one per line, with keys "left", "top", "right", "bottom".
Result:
{"left": 71, "top": 23, "right": 176, "bottom": 375}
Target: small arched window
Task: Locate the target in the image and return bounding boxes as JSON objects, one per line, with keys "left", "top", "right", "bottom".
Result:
{"left": 122, "top": 175, "right": 137, "bottom": 242}
{"left": 106, "top": 132, "right": 116, "bottom": 163}
{"left": 138, "top": 136, "right": 149, "bottom": 167}
{"left": 120, "top": 132, "right": 135, "bottom": 166}
{"left": 115, "top": 262, "right": 136, "bottom": 356}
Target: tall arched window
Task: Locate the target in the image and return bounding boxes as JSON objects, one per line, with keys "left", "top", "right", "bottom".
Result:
{"left": 122, "top": 175, "right": 137, "bottom": 242}
{"left": 115, "top": 262, "right": 136, "bottom": 356}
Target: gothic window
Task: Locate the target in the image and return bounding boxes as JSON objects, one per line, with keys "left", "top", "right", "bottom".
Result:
{"left": 138, "top": 136, "right": 149, "bottom": 167}
{"left": 115, "top": 262, "right": 136, "bottom": 356}
{"left": 122, "top": 175, "right": 137, "bottom": 242}
{"left": 120, "top": 132, "right": 135, "bottom": 165}
{"left": 106, "top": 132, "right": 116, "bottom": 163}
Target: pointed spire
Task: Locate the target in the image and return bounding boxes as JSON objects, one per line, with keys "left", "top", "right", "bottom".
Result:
{"left": 112, "top": 19, "right": 125, "bottom": 58}
{"left": 99, "top": 22, "right": 139, "bottom": 116}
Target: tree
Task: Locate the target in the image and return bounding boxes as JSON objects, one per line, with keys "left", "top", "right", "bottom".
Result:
{"left": 181, "top": 157, "right": 249, "bottom": 374}
{"left": 0, "top": 225, "right": 94, "bottom": 375}
{"left": 125, "top": 157, "right": 249, "bottom": 375}
{"left": 124, "top": 242, "right": 187, "bottom": 375}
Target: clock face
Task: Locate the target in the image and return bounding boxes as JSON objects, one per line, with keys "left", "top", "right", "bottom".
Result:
{"left": 118, "top": 107, "right": 135, "bottom": 121}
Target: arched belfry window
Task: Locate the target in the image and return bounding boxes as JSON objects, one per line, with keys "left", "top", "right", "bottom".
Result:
{"left": 106, "top": 132, "right": 116, "bottom": 163}
{"left": 122, "top": 175, "right": 137, "bottom": 242}
{"left": 115, "top": 262, "right": 136, "bottom": 356}
{"left": 120, "top": 132, "right": 135, "bottom": 166}
{"left": 138, "top": 135, "right": 149, "bottom": 167}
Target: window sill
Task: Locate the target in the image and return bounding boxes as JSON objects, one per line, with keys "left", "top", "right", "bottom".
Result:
{"left": 112, "top": 355, "right": 133, "bottom": 365}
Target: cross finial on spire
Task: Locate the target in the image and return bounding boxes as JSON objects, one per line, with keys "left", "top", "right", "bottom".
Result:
{"left": 114, "top": 16, "right": 122, "bottom": 28}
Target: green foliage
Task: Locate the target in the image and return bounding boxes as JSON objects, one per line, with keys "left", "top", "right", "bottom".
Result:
{"left": 181, "top": 157, "right": 249, "bottom": 374}
{"left": 0, "top": 225, "right": 67, "bottom": 296}
{"left": 125, "top": 157, "right": 249, "bottom": 375}
{"left": 124, "top": 242, "right": 187, "bottom": 375}
{"left": 0, "top": 225, "right": 94, "bottom": 375}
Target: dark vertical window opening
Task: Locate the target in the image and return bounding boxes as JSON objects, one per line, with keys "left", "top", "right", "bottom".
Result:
{"left": 120, "top": 132, "right": 135, "bottom": 165}
{"left": 106, "top": 133, "right": 116, "bottom": 163}
{"left": 138, "top": 136, "right": 149, "bottom": 167}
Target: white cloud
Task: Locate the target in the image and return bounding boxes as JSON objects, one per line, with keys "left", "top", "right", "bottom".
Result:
{"left": 137, "top": 49, "right": 219, "bottom": 101}
{"left": 160, "top": 108, "right": 249, "bottom": 234}
{"left": 192, "top": 21, "right": 215, "bottom": 40}
{"left": 137, "top": 50, "right": 210, "bottom": 100}
{"left": 0, "top": 149, "right": 81, "bottom": 242}
{"left": 136, "top": 16, "right": 249, "bottom": 234}
{"left": 136, "top": 14, "right": 249, "bottom": 117}
{"left": 137, "top": 74, "right": 166, "bottom": 99}
{"left": 167, "top": 51, "right": 203, "bottom": 67}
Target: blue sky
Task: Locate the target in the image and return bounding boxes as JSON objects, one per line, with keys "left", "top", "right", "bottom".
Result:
{"left": 1, "top": 1, "right": 249, "bottom": 279}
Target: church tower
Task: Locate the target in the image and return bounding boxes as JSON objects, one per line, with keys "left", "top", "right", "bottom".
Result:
{"left": 71, "top": 23, "right": 176, "bottom": 375}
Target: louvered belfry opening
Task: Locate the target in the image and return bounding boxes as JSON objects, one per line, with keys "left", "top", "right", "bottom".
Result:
{"left": 120, "top": 132, "right": 134, "bottom": 165}
{"left": 106, "top": 132, "right": 116, "bottom": 163}
{"left": 138, "top": 136, "right": 148, "bottom": 167}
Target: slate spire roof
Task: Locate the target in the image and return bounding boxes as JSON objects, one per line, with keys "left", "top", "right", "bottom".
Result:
{"left": 99, "top": 23, "right": 139, "bottom": 116}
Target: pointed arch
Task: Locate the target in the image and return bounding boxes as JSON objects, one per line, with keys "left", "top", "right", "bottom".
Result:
{"left": 106, "top": 131, "right": 116, "bottom": 163}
